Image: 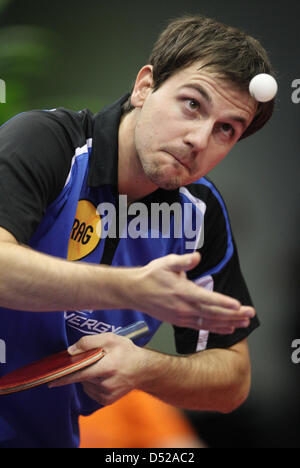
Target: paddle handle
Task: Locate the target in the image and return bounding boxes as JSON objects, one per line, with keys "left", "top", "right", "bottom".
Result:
{"left": 115, "top": 321, "right": 149, "bottom": 341}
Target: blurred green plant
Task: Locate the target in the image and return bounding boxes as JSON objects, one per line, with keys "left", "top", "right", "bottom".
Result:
{"left": 0, "top": 0, "right": 58, "bottom": 124}
{"left": 0, "top": 0, "right": 11, "bottom": 14}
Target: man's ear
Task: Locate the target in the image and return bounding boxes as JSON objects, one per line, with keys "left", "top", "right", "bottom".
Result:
{"left": 131, "top": 65, "right": 154, "bottom": 108}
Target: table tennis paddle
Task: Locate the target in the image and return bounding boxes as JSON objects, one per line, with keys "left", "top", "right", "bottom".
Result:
{"left": 0, "top": 320, "right": 149, "bottom": 396}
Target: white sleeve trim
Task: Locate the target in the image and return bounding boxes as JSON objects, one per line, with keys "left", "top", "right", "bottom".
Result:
{"left": 64, "top": 138, "right": 93, "bottom": 188}
{"left": 194, "top": 275, "right": 214, "bottom": 351}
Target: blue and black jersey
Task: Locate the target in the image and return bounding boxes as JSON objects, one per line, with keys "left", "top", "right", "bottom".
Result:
{"left": 0, "top": 94, "right": 259, "bottom": 447}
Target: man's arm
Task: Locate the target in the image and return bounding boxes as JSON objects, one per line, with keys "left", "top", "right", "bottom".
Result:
{"left": 48, "top": 334, "right": 251, "bottom": 414}
{"left": 0, "top": 227, "right": 254, "bottom": 331}
{"left": 138, "top": 339, "right": 251, "bottom": 413}
{"left": 0, "top": 227, "right": 132, "bottom": 312}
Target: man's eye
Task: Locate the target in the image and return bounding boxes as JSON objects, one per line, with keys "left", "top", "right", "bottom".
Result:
{"left": 185, "top": 99, "right": 200, "bottom": 112}
{"left": 221, "top": 123, "right": 235, "bottom": 137}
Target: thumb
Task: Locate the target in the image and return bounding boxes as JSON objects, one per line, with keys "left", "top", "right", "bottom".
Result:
{"left": 167, "top": 252, "right": 201, "bottom": 273}
{"left": 68, "top": 335, "right": 105, "bottom": 356}
{"left": 67, "top": 343, "right": 83, "bottom": 356}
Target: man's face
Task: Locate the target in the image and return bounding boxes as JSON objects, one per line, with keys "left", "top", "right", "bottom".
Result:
{"left": 133, "top": 62, "right": 257, "bottom": 190}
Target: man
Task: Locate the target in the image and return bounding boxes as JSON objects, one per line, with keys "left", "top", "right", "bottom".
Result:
{"left": 0, "top": 15, "right": 274, "bottom": 447}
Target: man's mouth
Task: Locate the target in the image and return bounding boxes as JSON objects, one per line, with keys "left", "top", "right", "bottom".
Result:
{"left": 164, "top": 150, "right": 190, "bottom": 171}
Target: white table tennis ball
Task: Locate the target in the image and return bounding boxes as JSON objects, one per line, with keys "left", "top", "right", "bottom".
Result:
{"left": 249, "top": 74, "right": 278, "bottom": 102}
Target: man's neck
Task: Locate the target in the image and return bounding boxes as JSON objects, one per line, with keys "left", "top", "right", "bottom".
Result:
{"left": 118, "top": 111, "right": 158, "bottom": 205}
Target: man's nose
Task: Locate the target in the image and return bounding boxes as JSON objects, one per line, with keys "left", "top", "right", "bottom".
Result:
{"left": 183, "top": 120, "right": 214, "bottom": 152}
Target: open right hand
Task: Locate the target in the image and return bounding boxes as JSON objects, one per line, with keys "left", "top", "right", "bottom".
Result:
{"left": 131, "top": 253, "right": 255, "bottom": 334}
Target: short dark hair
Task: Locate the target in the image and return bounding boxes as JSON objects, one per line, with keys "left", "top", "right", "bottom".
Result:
{"left": 123, "top": 15, "right": 276, "bottom": 140}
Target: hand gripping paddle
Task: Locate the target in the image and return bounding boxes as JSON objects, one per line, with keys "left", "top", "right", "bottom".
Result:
{"left": 0, "top": 321, "right": 149, "bottom": 395}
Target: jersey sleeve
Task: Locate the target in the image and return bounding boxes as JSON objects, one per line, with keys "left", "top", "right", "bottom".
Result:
{"left": 174, "top": 178, "right": 260, "bottom": 354}
{"left": 0, "top": 110, "right": 77, "bottom": 244}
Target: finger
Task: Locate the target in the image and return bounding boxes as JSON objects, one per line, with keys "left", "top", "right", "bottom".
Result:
{"left": 86, "top": 377, "right": 112, "bottom": 394}
{"left": 182, "top": 320, "right": 236, "bottom": 334}
{"left": 67, "top": 333, "right": 115, "bottom": 356}
{"left": 167, "top": 252, "right": 201, "bottom": 273}
{"left": 241, "top": 306, "right": 256, "bottom": 316}
{"left": 197, "top": 318, "right": 250, "bottom": 329}
{"left": 174, "top": 313, "right": 248, "bottom": 329}
{"left": 207, "top": 327, "right": 235, "bottom": 335}
{"left": 82, "top": 381, "right": 124, "bottom": 406}
{"left": 181, "top": 317, "right": 249, "bottom": 332}
{"left": 186, "top": 285, "right": 242, "bottom": 311}
{"left": 48, "top": 368, "right": 93, "bottom": 388}
{"left": 82, "top": 381, "right": 104, "bottom": 404}
{"left": 184, "top": 321, "right": 236, "bottom": 335}
{"left": 194, "top": 305, "right": 255, "bottom": 321}
{"left": 48, "top": 360, "right": 109, "bottom": 388}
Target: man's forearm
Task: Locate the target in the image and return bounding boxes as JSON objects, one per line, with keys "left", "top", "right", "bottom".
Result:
{"left": 0, "top": 234, "right": 256, "bottom": 333}
{"left": 137, "top": 341, "right": 251, "bottom": 413}
{"left": 0, "top": 242, "right": 135, "bottom": 312}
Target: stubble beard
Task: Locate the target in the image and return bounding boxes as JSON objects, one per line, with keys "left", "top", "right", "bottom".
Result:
{"left": 139, "top": 155, "right": 183, "bottom": 191}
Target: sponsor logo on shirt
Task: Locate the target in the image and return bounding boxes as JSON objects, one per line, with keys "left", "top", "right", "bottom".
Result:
{"left": 68, "top": 200, "right": 101, "bottom": 261}
{"left": 64, "top": 310, "right": 122, "bottom": 335}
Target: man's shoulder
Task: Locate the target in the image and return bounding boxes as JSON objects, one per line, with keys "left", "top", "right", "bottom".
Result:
{"left": 181, "top": 177, "right": 232, "bottom": 246}
{"left": 1, "top": 107, "right": 95, "bottom": 146}
{"left": 181, "top": 177, "right": 227, "bottom": 213}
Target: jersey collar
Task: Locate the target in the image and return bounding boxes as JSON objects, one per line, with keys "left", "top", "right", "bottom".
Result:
{"left": 88, "top": 93, "right": 130, "bottom": 189}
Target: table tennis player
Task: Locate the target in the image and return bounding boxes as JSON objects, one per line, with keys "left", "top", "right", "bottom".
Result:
{"left": 0, "top": 15, "right": 275, "bottom": 447}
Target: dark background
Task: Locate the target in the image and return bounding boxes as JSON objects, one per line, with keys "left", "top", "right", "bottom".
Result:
{"left": 0, "top": 0, "right": 299, "bottom": 448}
